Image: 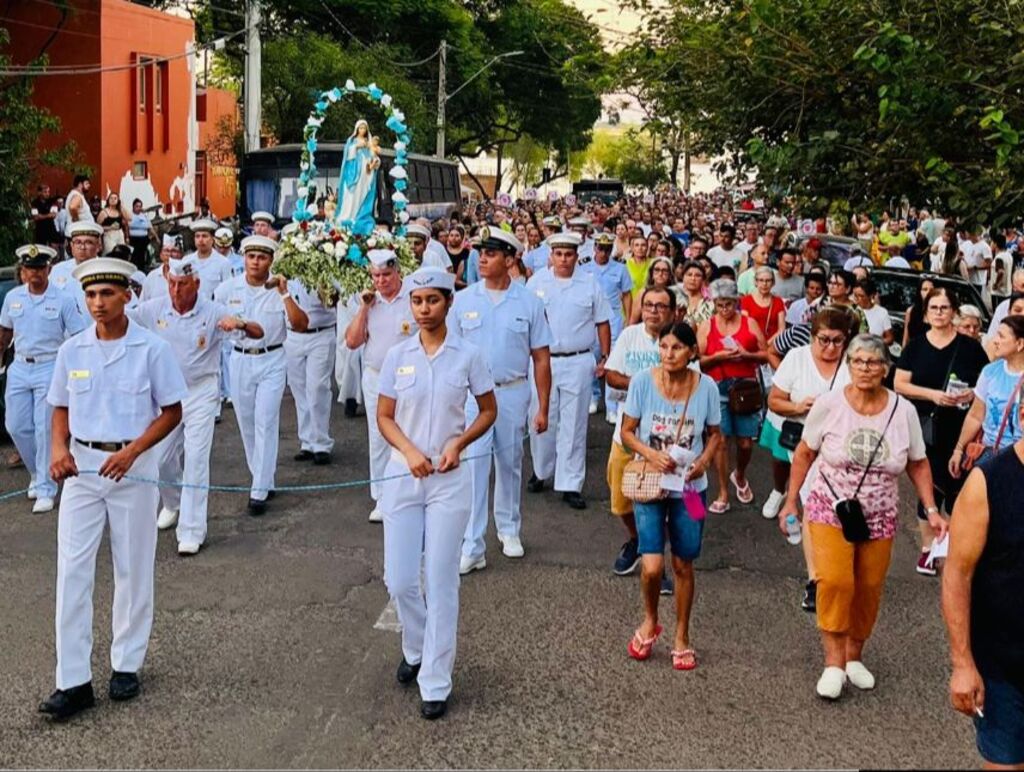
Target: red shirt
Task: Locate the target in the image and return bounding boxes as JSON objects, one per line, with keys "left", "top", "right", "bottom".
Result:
{"left": 705, "top": 314, "right": 760, "bottom": 381}
{"left": 740, "top": 294, "right": 785, "bottom": 339}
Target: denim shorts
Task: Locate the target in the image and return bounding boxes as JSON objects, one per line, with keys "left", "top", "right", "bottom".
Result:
{"left": 634, "top": 492, "right": 707, "bottom": 560}
{"left": 976, "top": 676, "right": 1024, "bottom": 765}
{"left": 717, "top": 380, "right": 761, "bottom": 439}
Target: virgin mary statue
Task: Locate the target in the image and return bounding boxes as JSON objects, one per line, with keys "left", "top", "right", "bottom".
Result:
{"left": 336, "top": 119, "right": 380, "bottom": 236}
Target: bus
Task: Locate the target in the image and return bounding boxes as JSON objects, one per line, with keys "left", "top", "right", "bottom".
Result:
{"left": 572, "top": 178, "right": 625, "bottom": 205}
{"left": 239, "top": 144, "right": 462, "bottom": 227}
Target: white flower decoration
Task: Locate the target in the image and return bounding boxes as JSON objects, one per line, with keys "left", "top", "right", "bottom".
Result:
{"left": 394, "top": 141, "right": 407, "bottom": 152}
{"left": 366, "top": 237, "right": 378, "bottom": 248}
{"left": 389, "top": 166, "right": 407, "bottom": 180}
{"left": 345, "top": 79, "right": 356, "bottom": 91}
{"left": 398, "top": 211, "right": 410, "bottom": 223}
{"left": 298, "top": 187, "right": 309, "bottom": 198}
{"left": 381, "top": 94, "right": 392, "bottom": 108}
{"left": 392, "top": 109, "right": 405, "bottom": 123}
{"left": 391, "top": 192, "right": 408, "bottom": 204}
{"left": 321, "top": 242, "right": 335, "bottom": 256}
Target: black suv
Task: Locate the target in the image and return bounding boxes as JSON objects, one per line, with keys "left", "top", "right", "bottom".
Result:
{"left": 870, "top": 267, "right": 990, "bottom": 344}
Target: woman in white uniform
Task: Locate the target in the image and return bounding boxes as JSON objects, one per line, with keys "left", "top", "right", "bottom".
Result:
{"left": 376, "top": 266, "right": 497, "bottom": 720}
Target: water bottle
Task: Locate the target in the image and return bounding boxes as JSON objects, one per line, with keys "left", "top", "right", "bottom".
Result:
{"left": 947, "top": 372, "right": 970, "bottom": 411}
{"left": 784, "top": 514, "right": 802, "bottom": 545}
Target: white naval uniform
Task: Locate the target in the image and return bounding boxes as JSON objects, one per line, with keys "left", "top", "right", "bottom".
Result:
{"left": 141, "top": 265, "right": 169, "bottom": 301}
{"left": 50, "top": 259, "right": 86, "bottom": 312}
{"left": 347, "top": 285, "right": 417, "bottom": 506}
{"left": 131, "top": 296, "right": 232, "bottom": 545}
{"left": 526, "top": 268, "right": 611, "bottom": 493}
{"left": 220, "top": 252, "right": 245, "bottom": 400}
{"left": 0, "top": 285, "right": 85, "bottom": 499}
{"left": 214, "top": 276, "right": 289, "bottom": 501}
{"left": 579, "top": 258, "right": 632, "bottom": 412}
{"left": 184, "top": 251, "right": 234, "bottom": 299}
{"left": 285, "top": 281, "right": 337, "bottom": 454}
{"left": 46, "top": 322, "right": 188, "bottom": 689}
{"left": 335, "top": 295, "right": 363, "bottom": 405}
{"left": 450, "top": 282, "right": 551, "bottom": 562}
{"left": 379, "top": 332, "right": 495, "bottom": 702}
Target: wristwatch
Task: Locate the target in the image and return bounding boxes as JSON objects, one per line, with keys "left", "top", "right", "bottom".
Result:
{"left": 925, "top": 505, "right": 940, "bottom": 515}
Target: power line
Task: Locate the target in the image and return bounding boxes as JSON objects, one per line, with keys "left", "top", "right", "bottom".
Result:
{"left": 314, "top": 0, "right": 441, "bottom": 68}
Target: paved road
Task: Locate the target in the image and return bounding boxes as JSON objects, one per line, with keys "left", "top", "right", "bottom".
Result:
{"left": 0, "top": 394, "right": 977, "bottom": 769}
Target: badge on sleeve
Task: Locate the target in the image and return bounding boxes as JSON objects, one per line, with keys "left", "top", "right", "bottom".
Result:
{"left": 69, "top": 369, "right": 90, "bottom": 379}
{"left": 396, "top": 365, "right": 415, "bottom": 376}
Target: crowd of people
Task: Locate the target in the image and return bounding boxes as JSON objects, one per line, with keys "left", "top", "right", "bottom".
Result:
{"left": 6, "top": 184, "right": 1024, "bottom": 765}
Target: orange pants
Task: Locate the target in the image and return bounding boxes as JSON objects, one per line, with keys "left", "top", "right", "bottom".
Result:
{"left": 810, "top": 522, "right": 894, "bottom": 641}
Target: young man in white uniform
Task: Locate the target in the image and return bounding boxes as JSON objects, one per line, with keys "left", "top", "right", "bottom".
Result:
{"left": 214, "top": 227, "right": 244, "bottom": 403}
{"left": 185, "top": 219, "right": 234, "bottom": 299}
{"left": 451, "top": 227, "right": 552, "bottom": 574}
{"left": 51, "top": 221, "right": 103, "bottom": 311}
{"left": 41, "top": 257, "right": 187, "bottom": 721}
{"left": 526, "top": 231, "right": 612, "bottom": 509}
{"left": 132, "top": 257, "right": 264, "bottom": 554}
{"left": 214, "top": 235, "right": 309, "bottom": 516}
{"left": 285, "top": 280, "right": 337, "bottom": 464}
{"left": 406, "top": 223, "right": 452, "bottom": 271}
{"left": 250, "top": 211, "right": 277, "bottom": 240}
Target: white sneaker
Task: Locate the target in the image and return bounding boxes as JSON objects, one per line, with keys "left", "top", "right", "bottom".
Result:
{"left": 605, "top": 410, "right": 617, "bottom": 425}
{"left": 368, "top": 507, "right": 384, "bottom": 523}
{"left": 27, "top": 487, "right": 37, "bottom": 501}
{"left": 498, "top": 534, "right": 525, "bottom": 558}
{"left": 177, "top": 541, "right": 201, "bottom": 556}
{"left": 845, "top": 661, "right": 876, "bottom": 690}
{"left": 32, "top": 497, "right": 55, "bottom": 514}
{"left": 157, "top": 507, "right": 179, "bottom": 530}
{"left": 588, "top": 400, "right": 599, "bottom": 415}
{"left": 816, "top": 666, "right": 847, "bottom": 700}
{"left": 761, "top": 489, "right": 785, "bottom": 520}
{"left": 459, "top": 555, "right": 486, "bottom": 575}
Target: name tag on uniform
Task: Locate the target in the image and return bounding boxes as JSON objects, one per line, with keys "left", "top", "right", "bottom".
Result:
{"left": 463, "top": 311, "right": 479, "bottom": 320}
{"left": 157, "top": 319, "right": 169, "bottom": 328}
{"left": 535, "top": 290, "right": 545, "bottom": 298}
{"left": 228, "top": 298, "right": 243, "bottom": 307}
{"left": 396, "top": 365, "right": 415, "bottom": 376}
{"left": 10, "top": 302, "right": 21, "bottom": 310}
{"left": 69, "top": 369, "right": 90, "bottom": 379}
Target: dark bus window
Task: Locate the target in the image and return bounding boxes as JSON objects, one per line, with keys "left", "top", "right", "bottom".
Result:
{"left": 430, "top": 164, "right": 443, "bottom": 192}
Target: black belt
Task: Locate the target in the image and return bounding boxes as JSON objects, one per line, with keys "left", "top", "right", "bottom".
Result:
{"left": 234, "top": 344, "right": 284, "bottom": 355}
{"left": 74, "top": 438, "right": 130, "bottom": 452}
{"left": 294, "top": 325, "right": 336, "bottom": 334}
{"left": 551, "top": 349, "right": 591, "bottom": 358}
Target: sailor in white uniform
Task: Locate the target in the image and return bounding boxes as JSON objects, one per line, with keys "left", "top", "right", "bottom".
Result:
{"left": 250, "top": 211, "right": 278, "bottom": 241}
{"left": 51, "top": 221, "right": 103, "bottom": 311}
{"left": 344, "top": 248, "right": 417, "bottom": 522}
{"left": 141, "top": 234, "right": 181, "bottom": 301}
{"left": 377, "top": 266, "right": 497, "bottom": 721}
{"left": 450, "top": 227, "right": 552, "bottom": 574}
{"left": 285, "top": 280, "right": 337, "bottom": 464}
{"left": 132, "top": 256, "right": 264, "bottom": 554}
{"left": 568, "top": 216, "right": 596, "bottom": 262}
{"left": 406, "top": 223, "right": 452, "bottom": 271}
{"left": 40, "top": 257, "right": 187, "bottom": 721}
{"left": 184, "top": 219, "right": 233, "bottom": 299}
{"left": 214, "top": 235, "right": 309, "bottom": 516}
{"left": 0, "top": 245, "right": 86, "bottom": 514}
{"left": 526, "top": 231, "right": 612, "bottom": 509}
{"left": 214, "top": 226, "right": 244, "bottom": 403}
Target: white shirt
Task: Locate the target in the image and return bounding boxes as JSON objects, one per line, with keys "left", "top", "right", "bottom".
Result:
{"left": 989, "top": 250, "right": 1013, "bottom": 296}
{"left": 131, "top": 295, "right": 232, "bottom": 385}
{"left": 141, "top": 265, "right": 169, "bottom": 301}
{"left": 963, "top": 239, "right": 993, "bottom": 286}
{"left": 423, "top": 241, "right": 452, "bottom": 271}
{"left": 786, "top": 297, "right": 812, "bottom": 325}
{"left": 50, "top": 259, "right": 83, "bottom": 304}
{"left": 378, "top": 332, "right": 495, "bottom": 460}
{"left": 0, "top": 284, "right": 85, "bottom": 358}
{"left": 347, "top": 283, "right": 417, "bottom": 370}
{"left": 214, "top": 275, "right": 288, "bottom": 349}
{"left": 766, "top": 344, "right": 851, "bottom": 431}
{"left": 47, "top": 320, "right": 188, "bottom": 441}
{"left": 287, "top": 280, "right": 336, "bottom": 331}
{"left": 862, "top": 304, "right": 892, "bottom": 337}
{"left": 606, "top": 323, "right": 660, "bottom": 445}
{"left": 986, "top": 298, "right": 1012, "bottom": 342}
{"left": 885, "top": 256, "right": 910, "bottom": 269}
{"left": 707, "top": 244, "right": 747, "bottom": 273}
{"left": 185, "top": 251, "right": 235, "bottom": 299}
{"left": 525, "top": 269, "right": 611, "bottom": 354}
{"left": 64, "top": 189, "right": 94, "bottom": 236}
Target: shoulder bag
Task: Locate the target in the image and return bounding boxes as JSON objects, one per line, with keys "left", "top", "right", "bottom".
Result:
{"left": 963, "top": 370, "right": 1024, "bottom": 471}
{"left": 621, "top": 373, "right": 694, "bottom": 503}
{"left": 819, "top": 396, "right": 900, "bottom": 543}
{"left": 920, "top": 338, "right": 961, "bottom": 447}
{"left": 779, "top": 352, "right": 845, "bottom": 452}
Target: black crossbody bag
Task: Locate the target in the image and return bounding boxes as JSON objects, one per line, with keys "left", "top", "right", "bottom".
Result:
{"left": 920, "top": 338, "right": 961, "bottom": 446}
{"left": 818, "top": 397, "right": 900, "bottom": 543}
{"left": 778, "top": 356, "right": 845, "bottom": 452}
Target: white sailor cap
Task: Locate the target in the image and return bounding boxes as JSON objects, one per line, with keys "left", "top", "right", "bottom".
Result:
{"left": 240, "top": 235, "right": 279, "bottom": 256}
{"left": 367, "top": 249, "right": 398, "bottom": 268}
{"left": 15, "top": 244, "right": 57, "bottom": 266}
{"left": 162, "top": 233, "right": 183, "bottom": 250}
{"left": 567, "top": 216, "right": 591, "bottom": 229}
{"left": 72, "top": 257, "right": 135, "bottom": 288}
{"left": 407, "top": 266, "right": 455, "bottom": 293}
{"left": 167, "top": 256, "right": 200, "bottom": 278}
{"left": 129, "top": 270, "right": 147, "bottom": 287}
{"left": 477, "top": 225, "right": 523, "bottom": 254}
{"left": 214, "top": 227, "right": 234, "bottom": 245}
{"left": 404, "top": 223, "right": 431, "bottom": 241}
{"left": 68, "top": 221, "right": 103, "bottom": 238}
{"left": 542, "top": 215, "right": 561, "bottom": 227}
{"left": 280, "top": 222, "right": 300, "bottom": 237}
{"left": 251, "top": 211, "right": 274, "bottom": 224}
{"left": 546, "top": 231, "right": 583, "bottom": 249}
{"left": 189, "top": 218, "right": 218, "bottom": 233}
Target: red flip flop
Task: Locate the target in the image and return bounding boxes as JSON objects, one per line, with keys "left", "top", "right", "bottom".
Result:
{"left": 671, "top": 648, "right": 698, "bottom": 671}
{"left": 627, "top": 624, "right": 663, "bottom": 661}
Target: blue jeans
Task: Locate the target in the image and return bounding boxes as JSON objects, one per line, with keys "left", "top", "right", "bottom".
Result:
{"left": 976, "top": 676, "right": 1024, "bottom": 765}
{"left": 634, "top": 493, "right": 706, "bottom": 560}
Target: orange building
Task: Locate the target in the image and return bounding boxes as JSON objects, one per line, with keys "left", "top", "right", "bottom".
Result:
{"left": 4, "top": 0, "right": 238, "bottom": 217}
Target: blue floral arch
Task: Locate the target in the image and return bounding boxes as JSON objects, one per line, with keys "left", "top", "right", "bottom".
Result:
{"left": 292, "top": 80, "right": 411, "bottom": 237}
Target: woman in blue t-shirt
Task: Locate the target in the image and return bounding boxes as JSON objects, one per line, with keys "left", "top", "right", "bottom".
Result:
{"left": 620, "top": 322, "right": 722, "bottom": 672}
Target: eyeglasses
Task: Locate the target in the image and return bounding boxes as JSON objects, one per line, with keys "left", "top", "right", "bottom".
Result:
{"left": 850, "top": 358, "right": 886, "bottom": 370}
{"left": 816, "top": 335, "right": 846, "bottom": 347}
{"left": 642, "top": 302, "right": 671, "bottom": 312}
{"left": 928, "top": 304, "right": 953, "bottom": 313}
{"left": 652, "top": 267, "right": 671, "bottom": 274}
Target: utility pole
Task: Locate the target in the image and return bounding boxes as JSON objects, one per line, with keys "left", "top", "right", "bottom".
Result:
{"left": 243, "top": 0, "right": 262, "bottom": 153}
{"left": 435, "top": 40, "right": 447, "bottom": 159}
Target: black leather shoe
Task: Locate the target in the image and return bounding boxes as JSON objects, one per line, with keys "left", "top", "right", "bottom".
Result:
{"left": 39, "top": 682, "right": 95, "bottom": 720}
{"left": 563, "top": 491, "right": 587, "bottom": 510}
{"left": 396, "top": 658, "right": 421, "bottom": 685}
{"left": 420, "top": 699, "right": 447, "bottom": 720}
{"left": 109, "top": 671, "right": 140, "bottom": 701}
{"left": 247, "top": 498, "right": 267, "bottom": 517}
{"left": 313, "top": 452, "right": 330, "bottom": 466}
{"left": 266, "top": 490, "right": 277, "bottom": 501}
{"left": 344, "top": 398, "right": 359, "bottom": 418}
{"left": 294, "top": 450, "right": 314, "bottom": 462}
{"left": 527, "top": 474, "right": 545, "bottom": 493}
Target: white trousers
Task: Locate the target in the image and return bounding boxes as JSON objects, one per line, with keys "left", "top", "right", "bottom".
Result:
{"left": 286, "top": 328, "right": 337, "bottom": 453}
{"left": 55, "top": 443, "right": 159, "bottom": 689}
{"left": 155, "top": 376, "right": 219, "bottom": 544}
{"left": 382, "top": 460, "right": 471, "bottom": 702}
{"left": 229, "top": 348, "right": 286, "bottom": 501}
{"left": 462, "top": 381, "right": 531, "bottom": 561}
{"left": 529, "top": 353, "right": 593, "bottom": 493}
{"left": 220, "top": 340, "right": 233, "bottom": 400}
{"left": 335, "top": 311, "right": 363, "bottom": 404}
{"left": 3, "top": 360, "right": 57, "bottom": 498}
{"left": 361, "top": 367, "right": 389, "bottom": 504}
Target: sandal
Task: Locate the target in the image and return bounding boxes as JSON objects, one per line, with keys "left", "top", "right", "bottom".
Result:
{"left": 729, "top": 471, "right": 754, "bottom": 505}
{"left": 627, "top": 624, "right": 663, "bottom": 661}
{"left": 671, "top": 648, "right": 698, "bottom": 671}
{"left": 708, "top": 499, "right": 731, "bottom": 515}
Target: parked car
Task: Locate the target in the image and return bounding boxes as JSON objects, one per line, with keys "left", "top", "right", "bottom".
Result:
{"left": 869, "top": 267, "right": 990, "bottom": 346}
{"left": 788, "top": 233, "right": 869, "bottom": 273}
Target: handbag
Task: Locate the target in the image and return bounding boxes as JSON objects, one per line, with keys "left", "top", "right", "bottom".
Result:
{"left": 819, "top": 397, "right": 900, "bottom": 543}
{"left": 621, "top": 373, "right": 693, "bottom": 503}
{"left": 778, "top": 350, "right": 846, "bottom": 452}
{"left": 920, "top": 338, "right": 962, "bottom": 446}
{"left": 964, "top": 370, "right": 1024, "bottom": 470}
{"left": 728, "top": 378, "right": 763, "bottom": 415}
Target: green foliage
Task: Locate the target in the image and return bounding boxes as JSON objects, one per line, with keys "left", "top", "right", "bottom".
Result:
{"left": 581, "top": 128, "right": 668, "bottom": 188}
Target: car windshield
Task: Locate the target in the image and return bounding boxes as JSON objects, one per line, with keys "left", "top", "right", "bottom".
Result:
{"left": 873, "top": 274, "right": 988, "bottom": 319}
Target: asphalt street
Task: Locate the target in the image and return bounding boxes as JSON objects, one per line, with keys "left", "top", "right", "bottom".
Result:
{"left": 0, "top": 390, "right": 978, "bottom": 769}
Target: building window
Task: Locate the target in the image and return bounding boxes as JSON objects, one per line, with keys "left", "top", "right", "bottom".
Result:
{"left": 195, "top": 151, "right": 207, "bottom": 203}
{"left": 155, "top": 62, "right": 162, "bottom": 112}
{"left": 133, "top": 161, "right": 148, "bottom": 180}
{"left": 138, "top": 57, "right": 152, "bottom": 111}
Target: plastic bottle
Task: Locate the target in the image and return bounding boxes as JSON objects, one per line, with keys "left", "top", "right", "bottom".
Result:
{"left": 784, "top": 514, "right": 802, "bottom": 545}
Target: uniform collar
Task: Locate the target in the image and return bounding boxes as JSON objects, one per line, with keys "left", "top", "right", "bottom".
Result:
{"left": 74, "top": 318, "right": 147, "bottom": 351}
{"left": 471, "top": 279, "right": 523, "bottom": 299}
{"left": 165, "top": 295, "right": 205, "bottom": 319}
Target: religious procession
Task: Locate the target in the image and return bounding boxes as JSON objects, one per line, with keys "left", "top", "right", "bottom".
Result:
{"left": 3, "top": 0, "right": 1024, "bottom": 769}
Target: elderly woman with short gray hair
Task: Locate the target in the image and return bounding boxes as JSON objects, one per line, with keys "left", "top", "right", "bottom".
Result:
{"left": 779, "top": 334, "right": 947, "bottom": 700}
{"left": 740, "top": 266, "right": 786, "bottom": 339}
{"left": 697, "top": 278, "right": 768, "bottom": 513}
